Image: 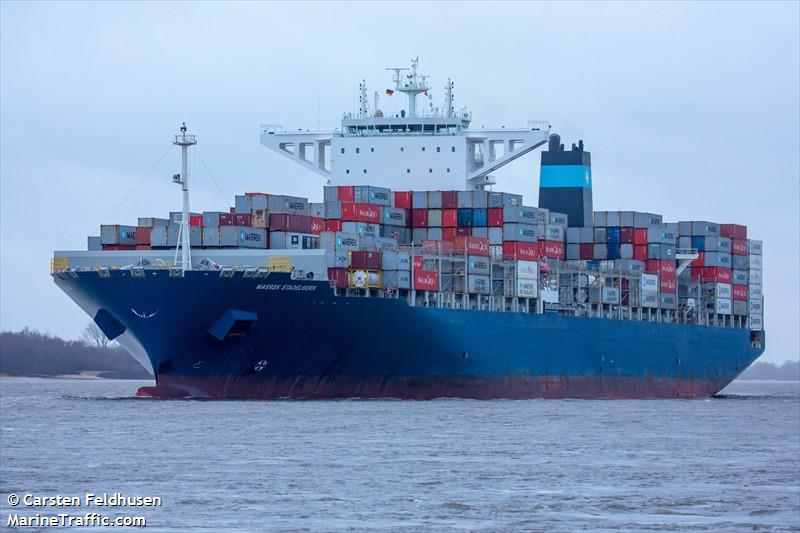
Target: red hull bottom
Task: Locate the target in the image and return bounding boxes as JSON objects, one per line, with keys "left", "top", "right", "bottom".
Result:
{"left": 137, "top": 375, "right": 731, "bottom": 400}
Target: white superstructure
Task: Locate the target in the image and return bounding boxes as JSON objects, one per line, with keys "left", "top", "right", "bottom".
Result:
{"left": 261, "top": 57, "right": 550, "bottom": 191}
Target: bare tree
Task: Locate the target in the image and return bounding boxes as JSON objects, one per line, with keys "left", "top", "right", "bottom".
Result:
{"left": 81, "top": 322, "right": 112, "bottom": 350}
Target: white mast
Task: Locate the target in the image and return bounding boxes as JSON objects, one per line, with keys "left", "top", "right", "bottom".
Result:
{"left": 386, "top": 56, "right": 429, "bottom": 118}
{"left": 172, "top": 123, "right": 197, "bottom": 273}
{"left": 444, "top": 78, "right": 454, "bottom": 118}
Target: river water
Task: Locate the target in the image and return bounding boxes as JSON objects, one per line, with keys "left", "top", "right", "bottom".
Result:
{"left": 1, "top": 378, "right": 798, "bottom": 531}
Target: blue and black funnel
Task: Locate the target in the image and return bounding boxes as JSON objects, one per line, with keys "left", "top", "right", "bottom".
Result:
{"left": 538, "top": 134, "right": 593, "bottom": 227}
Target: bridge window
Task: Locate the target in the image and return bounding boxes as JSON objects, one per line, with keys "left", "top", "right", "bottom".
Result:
{"left": 400, "top": 147, "right": 404, "bottom": 152}
{"left": 437, "top": 147, "right": 441, "bottom": 152}
{"left": 346, "top": 169, "right": 350, "bottom": 174}
{"left": 452, "top": 146, "right": 456, "bottom": 152}
{"left": 447, "top": 168, "right": 451, "bottom": 173}
{"left": 421, "top": 146, "right": 426, "bottom": 152}
{"left": 363, "top": 169, "right": 367, "bottom": 174}
{"left": 429, "top": 168, "right": 433, "bottom": 173}
{"left": 370, "top": 147, "right": 374, "bottom": 152}
{"left": 406, "top": 169, "right": 411, "bottom": 173}
{"left": 356, "top": 148, "right": 360, "bottom": 154}
{"left": 340, "top": 148, "right": 345, "bottom": 154}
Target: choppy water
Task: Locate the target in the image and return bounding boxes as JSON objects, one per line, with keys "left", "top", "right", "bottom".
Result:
{"left": 1, "top": 378, "right": 798, "bottom": 532}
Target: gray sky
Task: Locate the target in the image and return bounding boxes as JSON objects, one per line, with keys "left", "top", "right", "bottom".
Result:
{"left": 1, "top": 1, "right": 798, "bottom": 363}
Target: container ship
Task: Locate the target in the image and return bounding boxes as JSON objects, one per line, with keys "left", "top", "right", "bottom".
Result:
{"left": 52, "top": 58, "right": 765, "bottom": 399}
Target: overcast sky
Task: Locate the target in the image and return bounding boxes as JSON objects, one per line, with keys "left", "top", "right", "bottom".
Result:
{"left": 1, "top": 1, "right": 798, "bottom": 363}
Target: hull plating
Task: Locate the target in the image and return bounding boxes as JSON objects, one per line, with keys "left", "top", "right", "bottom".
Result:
{"left": 53, "top": 271, "right": 764, "bottom": 400}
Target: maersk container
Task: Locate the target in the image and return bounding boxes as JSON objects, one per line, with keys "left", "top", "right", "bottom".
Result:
{"left": 269, "top": 232, "right": 317, "bottom": 250}
{"left": 150, "top": 226, "right": 168, "bottom": 247}
{"left": 732, "top": 254, "right": 748, "bottom": 270}
{"left": 732, "top": 300, "right": 748, "bottom": 316}
{"left": 647, "top": 227, "right": 676, "bottom": 244}
{"left": 715, "top": 298, "right": 732, "bottom": 315}
{"left": 101, "top": 225, "right": 137, "bottom": 245}
{"left": 375, "top": 237, "right": 399, "bottom": 253}
{"left": 633, "top": 212, "right": 662, "bottom": 228}
{"left": 614, "top": 259, "right": 645, "bottom": 275}
{"left": 593, "top": 227, "right": 607, "bottom": 244}
{"left": 488, "top": 227, "right": 503, "bottom": 245}
{"left": 733, "top": 270, "right": 749, "bottom": 285}
{"left": 427, "top": 191, "right": 443, "bottom": 209}
{"left": 341, "top": 222, "right": 379, "bottom": 239}
{"left": 268, "top": 195, "right": 309, "bottom": 215}
{"left": 682, "top": 221, "right": 720, "bottom": 237}
{"left": 550, "top": 212, "right": 568, "bottom": 226}
{"left": 202, "top": 227, "right": 220, "bottom": 247}
{"left": 538, "top": 224, "right": 565, "bottom": 242}
{"left": 647, "top": 243, "right": 675, "bottom": 260}
{"left": 468, "top": 255, "right": 491, "bottom": 275}
{"left": 750, "top": 283, "right": 763, "bottom": 298}
{"left": 749, "top": 313, "right": 764, "bottom": 330}
{"left": 593, "top": 243, "right": 608, "bottom": 259}
{"left": 219, "top": 226, "right": 266, "bottom": 248}
{"left": 320, "top": 231, "right": 359, "bottom": 251}
{"left": 749, "top": 297, "right": 763, "bottom": 314}
{"left": 488, "top": 192, "right": 522, "bottom": 208}
{"left": 412, "top": 191, "right": 428, "bottom": 209}
{"left": 382, "top": 270, "right": 411, "bottom": 290}
{"left": 703, "top": 282, "right": 732, "bottom": 299}
{"left": 641, "top": 274, "right": 659, "bottom": 292}
{"left": 750, "top": 269, "right": 762, "bottom": 284}
{"left": 749, "top": 254, "right": 763, "bottom": 270}
{"left": 138, "top": 217, "right": 169, "bottom": 228}
{"left": 503, "top": 205, "right": 544, "bottom": 224}
{"left": 325, "top": 250, "right": 350, "bottom": 269}
{"left": 641, "top": 290, "right": 658, "bottom": 308}
{"left": 705, "top": 252, "right": 732, "bottom": 268}
{"left": 472, "top": 190, "right": 488, "bottom": 208}
{"left": 355, "top": 186, "right": 390, "bottom": 206}
{"left": 660, "top": 293, "right": 677, "bottom": 309}
{"left": 468, "top": 275, "right": 491, "bottom": 295}
{"left": 457, "top": 191, "right": 473, "bottom": 208}
{"left": 503, "top": 223, "right": 538, "bottom": 243}
{"left": 382, "top": 207, "right": 407, "bottom": 227}
{"left": 748, "top": 239, "right": 763, "bottom": 255}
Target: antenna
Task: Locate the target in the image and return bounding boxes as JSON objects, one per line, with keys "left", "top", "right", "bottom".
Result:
{"left": 172, "top": 123, "right": 197, "bottom": 274}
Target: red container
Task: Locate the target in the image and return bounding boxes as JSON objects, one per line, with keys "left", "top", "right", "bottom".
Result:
{"left": 579, "top": 243, "right": 594, "bottom": 260}
{"left": 620, "top": 227, "right": 634, "bottom": 244}
{"left": 350, "top": 251, "right": 382, "bottom": 270}
{"left": 731, "top": 239, "right": 748, "bottom": 255}
{"left": 235, "top": 214, "right": 252, "bottom": 226}
{"left": 394, "top": 191, "right": 412, "bottom": 209}
{"left": 134, "top": 244, "right": 151, "bottom": 250}
{"left": 693, "top": 251, "right": 705, "bottom": 266}
{"left": 310, "top": 217, "right": 324, "bottom": 235}
{"left": 456, "top": 227, "right": 472, "bottom": 236}
{"left": 341, "top": 202, "right": 380, "bottom": 223}
{"left": 412, "top": 209, "right": 428, "bottom": 227}
{"left": 269, "top": 213, "right": 312, "bottom": 233}
{"left": 414, "top": 270, "right": 439, "bottom": 291}
{"left": 539, "top": 240, "right": 564, "bottom": 259}
{"left": 453, "top": 236, "right": 490, "bottom": 257}
{"left": 102, "top": 245, "right": 136, "bottom": 250}
{"left": 732, "top": 285, "right": 748, "bottom": 301}
{"left": 190, "top": 215, "right": 203, "bottom": 227}
{"left": 442, "top": 227, "right": 458, "bottom": 241}
{"left": 660, "top": 275, "right": 677, "bottom": 293}
{"left": 135, "top": 227, "right": 152, "bottom": 245}
{"left": 692, "top": 267, "right": 733, "bottom": 283}
{"left": 219, "top": 213, "right": 235, "bottom": 226}
{"left": 646, "top": 259, "right": 676, "bottom": 276}
{"left": 325, "top": 219, "right": 342, "bottom": 232}
{"left": 633, "top": 245, "right": 647, "bottom": 261}
{"left": 442, "top": 209, "right": 458, "bottom": 227}
{"left": 413, "top": 256, "right": 423, "bottom": 270}
{"left": 633, "top": 228, "right": 648, "bottom": 245}
{"left": 502, "top": 242, "right": 539, "bottom": 260}
{"left": 327, "top": 268, "right": 349, "bottom": 288}
{"left": 337, "top": 186, "right": 355, "bottom": 202}
{"left": 488, "top": 208, "right": 503, "bottom": 227}
{"left": 442, "top": 190, "right": 458, "bottom": 209}
{"left": 720, "top": 224, "right": 747, "bottom": 240}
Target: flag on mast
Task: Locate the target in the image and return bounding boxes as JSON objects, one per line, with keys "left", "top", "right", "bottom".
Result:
{"left": 385, "top": 89, "right": 394, "bottom": 96}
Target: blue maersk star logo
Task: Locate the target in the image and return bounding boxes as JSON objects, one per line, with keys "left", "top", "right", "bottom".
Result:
{"left": 584, "top": 169, "right": 591, "bottom": 185}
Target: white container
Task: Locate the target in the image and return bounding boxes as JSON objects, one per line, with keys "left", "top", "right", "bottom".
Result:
{"left": 749, "top": 283, "right": 763, "bottom": 298}
{"left": 503, "top": 223, "right": 538, "bottom": 243}
{"left": 749, "top": 313, "right": 763, "bottom": 330}
{"left": 325, "top": 250, "right": 350, "bottom": 268}
{"left": 428, "top": 209, "right": 443, "bottom": 227}
{"left": 748, "top": 239, "right": 763, "bottom": 255}
{"left": 749, "top": 254, "right": 763, "bottom": 269}
{"left": 468, "top": 255, "right": 491, "bottom": 275}
{"left": 715, "top": 283, "right": 732, "bottom": 299}
{"left": 468, "top": 275, "right": 491, "bottom": 295}
{"left": 749, "top": 297, "right": 763, "bottom": 314}
{"left": 749, "top": 269, "right": 763, "bottom": 284}
{"left": 602, "top": 287, "right": 620, "bottom": 304}
{"left": 516, "top": 278, "right": 538, "bottom": 298}
{"left": 641, "top": 290, "right": 658, "bottom": 308}
{"left": 319, "top": 231, "right": 359, "bottom": 251}
{"left": 641, "top": 274, "right": 659, "bottom": 292}
{"left": 516, "top": 260, "right": 539, "bottom": 280}
{"left": 715, "top": 298, "right": 732, "bottom": 315}
{"left": 381, "top": 207, "right": 407, "bottom": 227}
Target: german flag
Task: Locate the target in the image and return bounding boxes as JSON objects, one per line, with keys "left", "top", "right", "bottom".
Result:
{"left": 385, "top": 89, "right": 394, "bottom": 96}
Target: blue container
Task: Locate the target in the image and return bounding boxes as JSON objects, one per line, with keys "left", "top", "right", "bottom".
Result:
{"left": 457, "top": 208, "right": 473, "bottom": 227}
{"left": 606, "top": 227, "right": 621, "bottom": 243}
{"left": 472, "top": 208, "right": 488, "bottom": 227}
{"left": 607, "top": 242, "right": 621, "bottom": 260}
{"left": 691, "top": 235, "right": 705, "bottom": 251}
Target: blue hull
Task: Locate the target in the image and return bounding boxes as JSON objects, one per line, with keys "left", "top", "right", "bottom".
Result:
{"left": 53, "top": 271, "right": 765, "bottom": 399}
